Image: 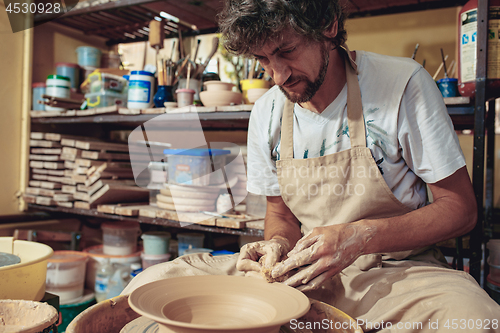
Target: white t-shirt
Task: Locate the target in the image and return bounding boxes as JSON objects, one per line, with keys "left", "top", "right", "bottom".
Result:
{"left": 246, "top": 50, "right": 466, "bottom": 210}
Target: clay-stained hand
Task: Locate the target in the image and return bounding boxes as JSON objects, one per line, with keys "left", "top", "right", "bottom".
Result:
{"left": 271, "top": 224, "right": 376, "bottom": 292}
{"left": 236, "top": 236, "right": 290, "bottom": 274}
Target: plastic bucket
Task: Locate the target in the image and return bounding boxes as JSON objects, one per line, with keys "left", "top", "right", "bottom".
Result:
{"left": 141, "top": 231, "right": 171, "bottom": 255}
{"left": 46, "top": 251, "right": 88, "bottom": 303}
{"left": 56, "top": 62, "right": 80, "bottom": 89}
{"left": 76, "top": 46, "right": 102, "bottom": 67}
{"left": 177, "top": 233, "right": 205, "bottom": 256}
{"left": 101, "top": 221, "right": 140, "bottom": 256}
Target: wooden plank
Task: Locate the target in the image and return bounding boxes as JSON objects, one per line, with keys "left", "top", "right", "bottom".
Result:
{"left": 73, "top": 191, "right": 90, "bottom": 201}
{"left": 155, "top": 209, "right": 217, "bottom": 226}
{"left": 62, "top": 147, "right": 80, "bottom": 156}
{"left": 29, "top": 140, "right": 61, "bottom": 148}
{"left": 31, "top": 148, "right": 62, "bottom": 154}
{"left": 29, "top": 180, "right": 41, "bottom": 187}
{"left": 43, "top": 161, "right": 65, "bottom": 170}
{"left": 96, "top": 204, "right": 117, "bottom": 214}
{"left": 62, "top": 185, "right": 77, "bottom": 193}
{"left": 22, "top": 195, "right": 37, "bottom": 204}
{"left": 74, "top": 201, "right": 90, "bottom": 209}
{"left": 115, "top": 204, "right": 150, "bottom": 216}
{"left": 139, "top": 206, "right": 163, "bottom": 218}
{"left": 61, "top": 138, "right": 76, "bottom": 147}
{"left": 56, "top": 201, "right": 73, "bottom": 208}
{"left": 32, "top": 174, "right": 48, "bottom": 180}
{"left": 39, "top": 181, "right": 62, "bottom": 190}
{"left": 35, "top": 196, "right": 56, "bottom": 206}
{"left": 29, "top": 154, "right": 61, "bottom": 161}
{"left": 81, "top": 150, "right": 131, "bottom": 161}
{"left": 215, "top": 217, "right": 247, "bottom": 229}
{"left": 88, "top": 184, "right": 149, "bottom": 207}
{"left": 47, "top": 176, "right": 76, "bottom": 185}
{"left": 60, "top": 153, "right": 77, "bottom": 161}
{"left": 75, "top": 140, "right": 129, "bottom": 152}
{"left": 47, "top": 170, "right": 66, "bottom": 177}
{"left": 53, "top": 193, "right": 74, "bottom": 201}
{"left": 141, "top": 107, "right": 165, "bottom": 114}
{"left": 30, "top": 161, "right": 44, "bottom": 169}
{"left": 30, "top": 132, "right": 44, "bottom": 139}
{"left": 25, "top": 187, "right": 40, "bottom": 196}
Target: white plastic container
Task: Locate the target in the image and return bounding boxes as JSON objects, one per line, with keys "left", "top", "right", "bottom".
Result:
{"left": 101, "top": 221, "right": 140, "bottom": 256}
{"left": 45, "top": 75, "right": 71, "bottom": 111}
{"left": 164, "top": 148, "right": 231, "bottom": 186}
{"left": 83, "top": 245, "right": 141, "bottom": 291}
{"left": 46, "top": 251, "right": 88, "bottom": 303}
{"left": 127, "top": 70, "right": 155, "bottom": 109}
{"left": 177, "top": 233, "right": 205, "bottom": 256}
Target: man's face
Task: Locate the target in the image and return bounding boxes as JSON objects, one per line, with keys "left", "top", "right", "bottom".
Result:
{"left": 252, "top": 29, "right": 330, "bottom": 103}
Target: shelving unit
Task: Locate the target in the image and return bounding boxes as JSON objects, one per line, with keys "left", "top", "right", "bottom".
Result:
{"left": 24, "top": 0, "right": 497, "bottom": 286}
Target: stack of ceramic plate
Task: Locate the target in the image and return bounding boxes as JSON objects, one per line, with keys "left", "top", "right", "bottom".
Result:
{"left": 231, "top": 173, "right": 247, "bottom": 206}
{"left": 156, "top": 184, "right": 220, "bottom": 212}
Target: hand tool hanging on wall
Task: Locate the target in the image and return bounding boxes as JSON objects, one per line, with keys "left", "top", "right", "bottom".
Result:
{"left": 149, "top": 19, "right": 165, "bottom": 69}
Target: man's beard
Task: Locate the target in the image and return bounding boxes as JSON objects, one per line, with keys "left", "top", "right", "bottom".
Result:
{"left": 279, "top": 45, "right": 329, "bottom": 104}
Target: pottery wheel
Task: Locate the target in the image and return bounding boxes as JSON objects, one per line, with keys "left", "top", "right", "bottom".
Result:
{"left": 120, "top": 316, "right": 159, "bottom": 333}
{"left": 120, "top": 316, "right": 312, "bottom": 333}
{"left": 0, "top": 252, "right": 21, "bottom": 268}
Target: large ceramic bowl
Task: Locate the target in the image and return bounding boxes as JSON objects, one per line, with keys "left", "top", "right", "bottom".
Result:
{"left": 203, "top": 81, "right": 235, "bottom": 92}
{"left": 0, "top": 237, "right": 54, "bottom": 301}
{"left": 128, "top": 275, "right": 310, "bottom": 333}
{"left": 199, "top": 90, "right": 243, "bottom": 107}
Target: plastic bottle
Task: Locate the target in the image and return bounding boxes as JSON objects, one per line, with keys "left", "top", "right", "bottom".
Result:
{"left": 94, "top": 258, "right": 114, "bottom": 302}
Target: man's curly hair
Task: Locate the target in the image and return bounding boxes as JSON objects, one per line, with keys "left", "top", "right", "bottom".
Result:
{"left": 218, "top": 0, "right": 347, "bottom": 56}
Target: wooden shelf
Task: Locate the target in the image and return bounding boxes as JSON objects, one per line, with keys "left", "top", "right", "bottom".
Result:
{"left": 31, "top": 111, "right": 251, "bottom": 130}
{"left": 27, "top": 204, "right": 264, "bottom": 237}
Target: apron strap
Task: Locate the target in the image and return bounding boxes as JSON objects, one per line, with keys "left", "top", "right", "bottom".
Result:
{"left": 280, "top": 100, "right": 295, "bottom": 160}
{"left": 279, "top": 45, "right": 367, "bottom": 160}
{"left": 343, "top": 46, "right": 366, "bottom": 148}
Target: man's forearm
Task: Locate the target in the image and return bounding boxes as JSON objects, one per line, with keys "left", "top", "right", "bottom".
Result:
{"left": 359, "top": 167, "right": 477, "bottom": 255}
{"left": 264, "top": 196, "right": 303, "bottom": 250}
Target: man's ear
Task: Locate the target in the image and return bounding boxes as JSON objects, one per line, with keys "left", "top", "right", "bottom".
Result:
{"left": 324, "top": 20, "right": 338, "bottom": 39}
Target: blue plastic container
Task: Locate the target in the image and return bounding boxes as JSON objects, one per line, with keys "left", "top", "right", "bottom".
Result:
{"left": 56, "top": 62, "right": 80, "bottom": 89}
{"left": 76, "top": 46, "right": 102, "bottom": 67}
{"left": 32, "top": 82, "right": 45, "bottom": 111}
{"left": 163, "top": 148, "right": 231, "bottom": 186}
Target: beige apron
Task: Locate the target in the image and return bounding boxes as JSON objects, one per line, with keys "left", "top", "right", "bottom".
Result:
{"left": 123, "top": 49, "right": 500, "bottom": 332}
{"left": 274, "top": 49, "right": 500, "bottom": 331}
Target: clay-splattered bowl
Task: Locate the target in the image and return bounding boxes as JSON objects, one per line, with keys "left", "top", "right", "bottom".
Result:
{"left": 199, "top": 90, "right": 243, "bottom": 107}
{"left": 128, "top": 275, "right": 310, "bottom": 333}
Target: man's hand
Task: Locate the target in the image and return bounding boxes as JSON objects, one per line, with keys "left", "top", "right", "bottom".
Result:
{"left": 236, "top": 236, "right": 290, "bottom": 274}
{"left": 271, "top": 224, "right": 376, "bottom": 291}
